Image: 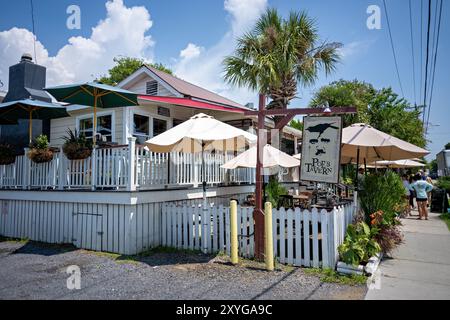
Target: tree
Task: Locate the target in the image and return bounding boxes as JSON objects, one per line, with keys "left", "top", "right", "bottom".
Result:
{"left": 445, "top": 142, "right": 450, "bottom": 150}
{"left": 289, "top": 119, "right": 303, "bottom": 131}
{"left": 310, "top": 79, "right": 375, "bottom": 127}
{"left": 311, "top": 80, "right": 426, "bottom": 148}
{"left": 99, "top": 57, "right": 173, "bottom": 86}
{"left": 429, "top": 159, "right": 438, "bottom": 173}
{"left": 223, "top": 8, "right": 340, "bottom": 119}
{"left": 368, "top": 88, "right": 425, "bottom": 148}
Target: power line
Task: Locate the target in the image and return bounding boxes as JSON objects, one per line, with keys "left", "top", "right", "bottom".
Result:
{"left": 30, "top": 0, "right": 37, "bottom": 63}
{"left": 426, "top": 0, "right": 443, "bottom": 134}
{"left": 422, "top": 0, "right": 432, "bottom": 125}
{"left": 428, "top": 0, "right": 439, "bottom": 100}
{"left": 408, "top": 0, "right": 417, "bottom": 105}
{"left": 419, "top": 0, "right": 424, "bottom": 103}
{"left": 383, "top": 0, "right": 405, "bottom": 97}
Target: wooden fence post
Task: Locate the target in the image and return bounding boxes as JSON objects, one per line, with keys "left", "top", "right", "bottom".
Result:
{"left": 265, "top": 201, "right": 274, "bottom": 271}
{"left": 127, "top": 137, "right": 136, "bottom": 192}
{"left": 230, "top": 200, "right": 238, "bottom": 265}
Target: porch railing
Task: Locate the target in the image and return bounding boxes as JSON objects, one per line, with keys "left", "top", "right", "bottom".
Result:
{"left": 0, "top": 137, "right": 258, "bottom": 191}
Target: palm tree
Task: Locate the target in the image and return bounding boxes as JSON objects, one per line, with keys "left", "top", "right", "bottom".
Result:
{"left": 223, "top": 8, "right": 341, "bottom": 117}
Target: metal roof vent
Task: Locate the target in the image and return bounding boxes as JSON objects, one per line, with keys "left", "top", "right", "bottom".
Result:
{"left": 20, "top": 53, "right": 34, "bottom": 63}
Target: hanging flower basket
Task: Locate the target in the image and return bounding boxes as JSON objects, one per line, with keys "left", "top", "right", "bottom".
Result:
{"left": 28, "top": 134, "right": 54, "bottom": 163}
{"left": 62, "top": 129, "right": 93, "bottom": 160}
{"left": 0, "top": 143, "right": 16, "bottom": 165}
{"left": 28, "top": 148, "right": 54, "bottom": 163}
{"left": 63, "top": 144, "right": 92, "bottom": 160}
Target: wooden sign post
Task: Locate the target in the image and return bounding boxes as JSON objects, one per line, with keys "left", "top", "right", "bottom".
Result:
{"left": 244, "top": 95, "right": 356, "bottom": 260}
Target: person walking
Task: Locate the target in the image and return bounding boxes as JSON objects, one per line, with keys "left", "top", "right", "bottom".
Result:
{"left": 408, "top": 174, "right": 416, "bottom": 210}
{"left": 409, "top": 174, "right": 434, "bottom": 220}
{"left": 402, "top": 174, "right": 412, "bottom": 217}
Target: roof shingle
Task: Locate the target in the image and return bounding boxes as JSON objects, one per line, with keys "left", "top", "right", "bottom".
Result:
{"left": 145, "top": 64, "right": 248, "bottom": 110}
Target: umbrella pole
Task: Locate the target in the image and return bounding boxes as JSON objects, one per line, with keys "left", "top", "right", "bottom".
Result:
{"left": 364, "top": 158, "right": 367, "bottom": 176}
{"left": 93, "top": 95, "right": 98, "bottom": 146}
{"left": 201, "top": 142, "right": 208, "bottom": 254}
{"left": 354, "top": 147, "right": 360, "bottom": 214}
{"left": 28, "top": 111, "right": 33, "bottom": 144}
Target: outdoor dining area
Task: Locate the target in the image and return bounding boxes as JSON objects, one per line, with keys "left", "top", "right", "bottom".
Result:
{"left": 0, "top": 78, "right": 429, "bottom": 199}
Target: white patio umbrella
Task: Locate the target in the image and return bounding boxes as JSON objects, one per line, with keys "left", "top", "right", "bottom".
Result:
{"left": 222, "top": 144, "right": 300, "bottom": 170}
{"left": 222, "top": 144, "right": 300, "bottom": 207}
{"left": 341, "top": 123, "right": 429, "bottom": 163}
{"left": 293, "top": 153, "right": 302, "bottom": 160}
{"left": 145, "top": 113, "right": 256, "bottom": 154}
{"left": 145, "top": 113, "right": 256, "bottom": 253}
{"left": 372, "top": 159, "right": 426, "bottom": 168}
{"left": 341, "top": 123, "right": 429, "bottom": 210}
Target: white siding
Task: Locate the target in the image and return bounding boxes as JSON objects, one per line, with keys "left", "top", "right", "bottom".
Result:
{"left": 126, "top": 73, "right": 176, "bottom": 97}
{"left": 50, "top": 108, "right": 124, "bottom": 147}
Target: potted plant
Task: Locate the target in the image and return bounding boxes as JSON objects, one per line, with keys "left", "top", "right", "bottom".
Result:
{"left": 0, "top": 143, "right": 16, "bottom": 165}
{"left": 62, "top": 129, "right": 92, "bottom": 160}
{"left": 28, "top": 134, "right": 54, "bottom": 163}
{"left": 337, "top": 221, "right": 381, "bottom": 275}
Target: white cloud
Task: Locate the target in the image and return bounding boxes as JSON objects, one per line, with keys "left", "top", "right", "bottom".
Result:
{"left": 338, "top": 40, "right": 374, "bottom": 59}
{"left": 224, "top": 0, "right": 268, "bottom": 35}
{"left": 179, "top": 43, "right": 203, "bottom": 60}
{"left": 0, "top": 0, "right": 154, "bottom": 87}
{"left": 174, "top": 0, "right": 268, "bottom": 106}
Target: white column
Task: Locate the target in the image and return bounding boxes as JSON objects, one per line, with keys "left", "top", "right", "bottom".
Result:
{"left": 294, "top": 136, "right": 298, "bottom": 154}
{"left": 127, "top": 137, "right": 137, "bottom": 192}
{"left": 58, "top": 147, "right": 65, "bottom": 190}
{"left": 23, "top": 148, "right": 31, "bottom": 190}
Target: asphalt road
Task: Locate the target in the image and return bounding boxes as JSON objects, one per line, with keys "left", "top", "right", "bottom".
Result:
{"left": 0, "top": 241, "right": 366, "bottom": 300}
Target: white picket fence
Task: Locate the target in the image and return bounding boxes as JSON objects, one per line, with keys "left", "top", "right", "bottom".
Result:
{"left": 161, "top": 203, "right": 355, "bottom": 268}
{"left": 0, "top": 139, "right": 256, "bottom": 191}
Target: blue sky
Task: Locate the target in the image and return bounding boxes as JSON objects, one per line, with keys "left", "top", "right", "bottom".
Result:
{"left": 0, "top": 0, "right": 448, "bottom": 160}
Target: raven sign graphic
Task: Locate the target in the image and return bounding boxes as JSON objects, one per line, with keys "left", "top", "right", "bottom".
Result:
{"left": 300, "top": 116, "right": 342, "bottom": 184}
{"left": 305, "top": 123, "right": 339, "bottom": 138}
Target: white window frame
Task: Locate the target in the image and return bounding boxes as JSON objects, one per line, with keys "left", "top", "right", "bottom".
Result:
{"left": 76, "top": 110, "right": 116, "bottom": 143}
{"left": 150, "top": 113, "right": 172, "bottom": 138}
{"left": 130, "top": 109, "right": 173, "bottom": 143}
{"left": 132, "top": 110, "right": 151, "bottom": 145}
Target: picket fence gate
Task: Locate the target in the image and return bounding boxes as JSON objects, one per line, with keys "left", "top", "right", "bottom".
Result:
{"left": 161, "top": 203, "right": 355, "bottom": 269}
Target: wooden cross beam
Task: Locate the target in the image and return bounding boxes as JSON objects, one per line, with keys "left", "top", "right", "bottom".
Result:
{"left": 250, "top": 95, "right": 357, "bottom": 261}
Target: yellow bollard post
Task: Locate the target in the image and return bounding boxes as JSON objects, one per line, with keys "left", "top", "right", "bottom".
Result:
{"left": 230, "top": 200, "right": 239, "bottom": 265}
{"left": 265, "top": 201, "right": 274, "bottom": 271}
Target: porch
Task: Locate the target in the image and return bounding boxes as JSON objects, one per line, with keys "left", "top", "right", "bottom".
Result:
{"left": 0, "top": 137, "right": 299, "bottom": 191}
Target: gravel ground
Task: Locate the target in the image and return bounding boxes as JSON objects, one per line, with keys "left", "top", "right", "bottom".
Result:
{"left": 0, "top": 240, "right": 366, "bottom": 300}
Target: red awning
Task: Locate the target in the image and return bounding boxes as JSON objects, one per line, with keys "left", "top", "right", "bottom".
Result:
{"left": 138, "top": 95, "right": 245, "bottom": 114}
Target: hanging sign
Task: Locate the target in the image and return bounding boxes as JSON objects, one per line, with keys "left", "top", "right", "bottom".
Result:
{"left": 300, "top": 116, "right": 342, "bottom": 184}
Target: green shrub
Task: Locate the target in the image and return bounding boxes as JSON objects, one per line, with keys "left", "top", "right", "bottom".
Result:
{"left": 30, "top": 134, "right": 49, "bottom": 149}
{"left": 338, "top": 222, "right": 381, "bottom": 266}
{"left": 436, "top": 177, "right": 450, "bottom": 194}
{"left": 359, "top": 171, "right": 404, "bottom": 224}
{"left": 265, "top": 176, "right": 287, "bottom": 208}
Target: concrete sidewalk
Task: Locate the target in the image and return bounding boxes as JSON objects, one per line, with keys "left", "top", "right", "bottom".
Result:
{"left": 365, "top": 210, "right": 450, "bottom": 300}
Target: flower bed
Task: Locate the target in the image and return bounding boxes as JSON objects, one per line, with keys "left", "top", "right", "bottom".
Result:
{"left": 337, "top": 171, "right": 405, "bottom": 275}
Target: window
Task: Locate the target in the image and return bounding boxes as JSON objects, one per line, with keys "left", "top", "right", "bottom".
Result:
{"left": 146, "top": 81, "right": 158, "bottom": 95}
{"left": 153, "top": 118, "right": 167, "bottom": 137}
{"left": 79, "top": 114, "right": 113, "bottom": 142}
{"left": 133, "top": 114, "right": 150, "bottom": 145}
